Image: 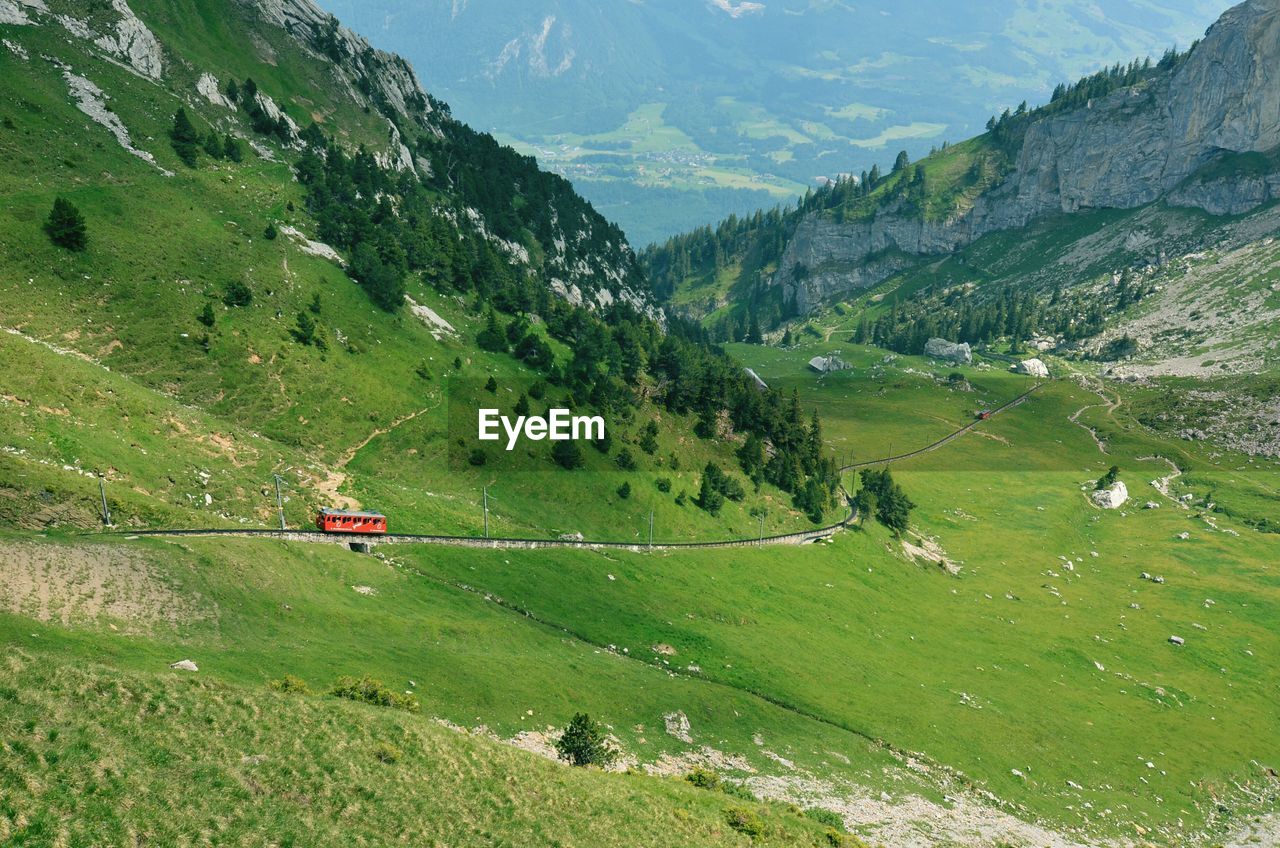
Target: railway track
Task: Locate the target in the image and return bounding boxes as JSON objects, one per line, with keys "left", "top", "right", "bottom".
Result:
{"left": 110, "top": 383, "right": 1041, "bottom": 551}
{"left": 840, "top": 383, "right": 1042, "bottom": 471}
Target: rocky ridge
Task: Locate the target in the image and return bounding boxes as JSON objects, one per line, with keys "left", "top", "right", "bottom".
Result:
{"left": 776, "top": 0, "right": 1280, "bottom": 312}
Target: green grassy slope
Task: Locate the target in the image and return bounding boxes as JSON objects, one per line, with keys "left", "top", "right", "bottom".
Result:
{"left": 0, "top": 650, "right": 848, "bottom": 847}
{"left": 0, "top": 2, "right": 824, "bottom": 541}
{"left": 4, "top": 335, "right": 1278, "bottom": 845}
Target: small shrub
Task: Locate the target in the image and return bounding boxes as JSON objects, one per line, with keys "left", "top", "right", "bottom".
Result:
{"left": 615, "top": 449, "right": 637, "bottom": 471}
{"left": 805, "top": 807, "right": 845, "bottom": 830}
{"left": 724, "top": 806, "right": 765, "bottom": 838}
{"left": 655, "top": 477, "right": 672, "bottom": 493}
{"left": 268, "top": 674, "right": 310, "bottom": 694}
{"left": 684, "top": 767, "right": 720, "bottom": 790}
{"left": 468, "top": 448, "right": 487, "bottom": 467}
{"left": 330, "top": 676, "right": 420, "bottom": 713}
{"left": 263, "top": 222, "right": 278, "bottom": 240}
{"left": 197, "top": 302, "right": 216, "bottom": 328}
{"left": 223, "top": 280, "right": 253, "bottom": 307}
{"left": 373, "top": 742, "right": 402, "bottom": 764}
{"left": 484, "top": 376, "right": 498, "bottom": 393}
{"left": 616, "top": 481, "right": 631, "bottom": 499}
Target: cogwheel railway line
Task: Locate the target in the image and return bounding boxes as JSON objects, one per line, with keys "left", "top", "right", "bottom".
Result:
{"left": 109, "top": 384, "right": 1042, "bottom": 551}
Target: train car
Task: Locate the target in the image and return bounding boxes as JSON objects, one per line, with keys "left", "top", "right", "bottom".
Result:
{"left": 316, "top": 508, "right": 387, "bottom": 535}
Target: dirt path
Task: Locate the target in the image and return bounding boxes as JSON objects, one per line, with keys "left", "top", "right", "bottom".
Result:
{"left": 1142, "top": 454, "right": 1188, "bottom": 509}
{"left": 1064, "top": 368, "right": 1122, "bottom": 455}
{"left": 313, "top": 399, "right": 439, "bottom": 510}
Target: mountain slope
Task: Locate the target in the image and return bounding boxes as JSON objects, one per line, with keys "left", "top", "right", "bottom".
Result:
{"left": 318, "top": 0, "right": 1227, "bottom": 245}
{"left": 0, "top": 0, "right": 845, "bottom": 541}
{"left": 646, "top": 0, "right": 1280, "bottom": 337}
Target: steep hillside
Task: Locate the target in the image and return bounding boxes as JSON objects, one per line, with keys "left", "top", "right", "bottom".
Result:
{"left": 0, "top": 0, "right": 843, "bottom": 540}
{"left": 647, "top": 0, "right": 1279, "bottom": 328}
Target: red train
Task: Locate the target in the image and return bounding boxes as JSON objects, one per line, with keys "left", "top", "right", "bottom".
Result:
{"left": 316, "top": 508, "right": 387, "bottom": 535}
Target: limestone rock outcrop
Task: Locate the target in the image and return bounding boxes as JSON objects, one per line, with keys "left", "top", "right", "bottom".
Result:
{"left": 777, "top": 0, "right": 1280, "bottom": 311}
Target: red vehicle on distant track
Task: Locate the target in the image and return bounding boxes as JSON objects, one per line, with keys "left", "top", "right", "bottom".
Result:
{"left": 316, "top": 508, "right": 387, "bottom": 535}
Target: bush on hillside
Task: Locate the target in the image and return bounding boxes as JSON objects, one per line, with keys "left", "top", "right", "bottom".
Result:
{"left": 223, "top": 280, "right": 253, "bottom": 307}
{"left": 724, "top": 806, "right": 765, "bottom": 837}
{"left": 1096, "top": 465, "right": 1120, "bottom": 490}
{"left": 804, "top": 807, "right": 845, "bottom": 830}
{"left": 329, "top": 676, "right": 420, "bottom": 713}
{"left": 554, "top": 712, "right": 617, "bottom": 767}
{"left": 268, "top": 674, "right": 311, "bottom": 694}
{"left": 44, "top": 197, "right": 87, "bottom": 251}
{"left": 685, "top": 767, "right": 720, "bottom": 790}
{"left": 373, "top": 742, "right": 402, "bottom": 764}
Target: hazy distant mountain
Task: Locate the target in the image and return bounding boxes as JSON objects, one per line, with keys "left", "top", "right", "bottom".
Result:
{"left": 320, "top": 0, "right": 1227, "bottom": 244}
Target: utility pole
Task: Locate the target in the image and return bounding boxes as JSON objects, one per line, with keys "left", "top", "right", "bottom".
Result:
{"left": 648, "top": 510, "right": 654, "bottom": 550}
{"left": 273, "top": 474, "right": 286, "bottom": 531}
{"left": 98, "top": 472, "right": 111, "bottom": 527}
{"left": 483, "top": 487, "right": 489, "bottom": 539}
{"left": 758, "top": 512, "right": 765, "bottom": 543}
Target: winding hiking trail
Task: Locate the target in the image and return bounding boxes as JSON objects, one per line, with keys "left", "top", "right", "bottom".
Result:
{"left": 314, "top": 398, "right": 441, "bottom": 510}
{"left": 1066, "top": 369, "right": 1122, "bottom": 455}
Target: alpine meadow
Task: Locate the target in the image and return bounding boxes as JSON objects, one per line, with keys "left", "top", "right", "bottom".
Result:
{"left": 1, "top": 1, "right": 1279, "bottom": 847}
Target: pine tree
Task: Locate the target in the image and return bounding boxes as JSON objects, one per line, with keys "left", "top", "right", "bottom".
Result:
{"left": 292, "top": 310, "right": 317, "bottom": 346}
{"left": 203, "top": 132, "right": 223, "bottom": 159}
{"left": 554, "top": 713, "right": 616, "bottom": 767}
{"left": 197, "top": 302, "right": 216, "bottom": 328}
{"left": 551, "top": 439, "right": 584, "bottom": 470}
{"left": 170, "top": 108, "right": 201, "bottom": 167}
{"left": 222, "top": 134, "right": 244, "bottom": 163}
{"left": 44, "top": 197, "right": 87, "bottom": 251}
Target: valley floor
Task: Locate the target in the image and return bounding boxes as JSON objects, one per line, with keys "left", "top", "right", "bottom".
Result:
{"left": 4, "top": 343, "right": 1279, "bottom": 847}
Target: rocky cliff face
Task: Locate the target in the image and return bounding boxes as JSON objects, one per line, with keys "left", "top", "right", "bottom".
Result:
{"left": 778, "top": 0, "right": 1280, "bottom": 311}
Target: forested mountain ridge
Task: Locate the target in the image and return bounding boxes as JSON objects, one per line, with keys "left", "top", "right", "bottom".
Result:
{"left": 0, "top": 0, "right": 651, "bottom": 313}
{"left": 0, "top": 0, "right": 845, "bottom": 539}
{"left": 646, "top": 0, "right": 1280, "bottom": 333}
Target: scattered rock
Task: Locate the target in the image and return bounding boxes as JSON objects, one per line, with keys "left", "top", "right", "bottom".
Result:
{"left": 663, "top": 710, "right": 693, "bottom": 744}
{"left": 1012, "top": 358, "right": 1050, "bottom": 379}
{"left": 1169, "top": 635, "right": 1185, "bottom": 646}
{"left": 169, "top": 659, "right": 199, "bottom": 672}
{"left": 808, "top": 355, "right": 849, "bottom": 373}
{"left": 351, "top": 585, "right": 377, "bottom": 596}
{"left": 924, "top": 338, "right": 972, "bottom": 365}
{"left": 1091, "top": 481, "right": 1129, "bottom": 509}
